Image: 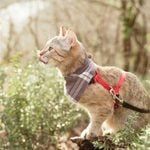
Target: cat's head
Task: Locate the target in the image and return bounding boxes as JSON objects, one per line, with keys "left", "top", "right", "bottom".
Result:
{"left": 38, "top": 27, "right": 86, "bottom": 73}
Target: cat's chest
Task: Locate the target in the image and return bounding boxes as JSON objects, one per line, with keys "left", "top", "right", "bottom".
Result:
{"left": 79, "top": 83, "right": 112, "bottom": 104}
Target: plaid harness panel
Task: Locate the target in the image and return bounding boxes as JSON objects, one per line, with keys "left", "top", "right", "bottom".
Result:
{"left": 65, "top": 58, "right": 96, "bottom": 102}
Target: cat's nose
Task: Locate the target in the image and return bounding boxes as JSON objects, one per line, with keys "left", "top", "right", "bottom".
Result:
{"left": 37, "top": 50, "right": 42, "bottom": 57}
{"left": 39, "top": 50, "right": 45, "bottom": 56}
{"left": 37, "top": 50, "right": 44, "bottom": 60}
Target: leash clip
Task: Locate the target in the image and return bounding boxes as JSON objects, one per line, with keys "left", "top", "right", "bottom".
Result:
{"left": 109, "top": 87, "right": 123, "bottom": 104}
{"left": 109, "top": 88, "right": 116, "bottom": 99}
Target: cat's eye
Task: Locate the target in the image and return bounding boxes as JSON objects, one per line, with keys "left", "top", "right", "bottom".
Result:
{"left": 48, "top": 47, "right": 53, "bottom": 51}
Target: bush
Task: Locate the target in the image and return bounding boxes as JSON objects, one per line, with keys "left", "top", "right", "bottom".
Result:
{"left": 0, "top": 61, "right": 82, "bottom": 149}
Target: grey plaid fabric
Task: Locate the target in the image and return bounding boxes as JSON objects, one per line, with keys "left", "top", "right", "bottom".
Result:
{"left": 65, "top": 58, "right": 96, "bottom": 102}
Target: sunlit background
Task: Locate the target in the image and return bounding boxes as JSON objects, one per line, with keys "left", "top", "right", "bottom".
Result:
{"left": 0, "top": 0, "right": 150, "bottom": 149}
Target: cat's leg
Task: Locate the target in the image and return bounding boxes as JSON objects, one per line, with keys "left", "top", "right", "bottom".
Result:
{"left": 102, "top": 109, "right": 133, "bottom": 135}
{"left": 81, "top": 120, "right": 102, "bottom": 139}
{"left": 81, "top": 108, "right": 112, "bottom": 139}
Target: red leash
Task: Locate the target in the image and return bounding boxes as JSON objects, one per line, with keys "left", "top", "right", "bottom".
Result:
{"left": 93, "top": 71, "right": 126, "bottom": 109}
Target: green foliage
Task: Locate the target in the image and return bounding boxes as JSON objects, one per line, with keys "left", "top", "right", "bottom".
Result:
{"left": 112, "top": 113, "right": 140, "bottom": 148}
{"left": 0, "top": 68, "right": 6, "bottom": 89}
{"left": 0, "top": 61, "right": 82, "bottom": 149}
{"left": 133, "top": 125, "right": 150, "bottom": 149}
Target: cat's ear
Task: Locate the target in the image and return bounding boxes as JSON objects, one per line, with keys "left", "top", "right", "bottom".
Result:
{"left": 59, "top": 26, "right": 67, "bottom": 36}
{"left": 65, "top": 29, "right": 77, "bottom": 47}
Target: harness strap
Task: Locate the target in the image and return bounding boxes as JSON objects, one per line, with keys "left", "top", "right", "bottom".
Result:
{"left": 93, "top": 71, "right": 126, "bottom": 94}
{"left": 113, "top": 73, "right": 126, "bottom": 95}
{"left": 93, "top": 71, "right": 150, "bottom": 113}
{"left": 93, "top": 72, "right": 111, "bottom": 91}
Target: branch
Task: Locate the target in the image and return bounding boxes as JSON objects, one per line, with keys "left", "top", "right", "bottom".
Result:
{"left": 28, "top": 16, "right": 40, "bottom": 49}
{"left": 85, "top": 0, "right": 120, "bottom": 11}
{"left": 70, "top": 136, "right": 127, "bottom": 150}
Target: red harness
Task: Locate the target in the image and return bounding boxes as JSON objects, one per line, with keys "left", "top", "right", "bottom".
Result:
{"left": 93, "top": 71, "right": 126, "bottom": 109}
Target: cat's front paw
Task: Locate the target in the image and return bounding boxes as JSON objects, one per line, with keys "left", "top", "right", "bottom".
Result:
{"left": 81, "top": 128, "right": 98, "bottom": 140}
{"left": 81, "top": 123, "right": 103, "bottom": 140}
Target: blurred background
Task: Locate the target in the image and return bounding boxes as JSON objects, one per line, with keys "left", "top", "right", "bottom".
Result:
{"left": 0, "top": 0, "right": 150, "bottom": 149}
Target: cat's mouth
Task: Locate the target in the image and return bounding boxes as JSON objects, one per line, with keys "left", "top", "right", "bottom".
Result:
{"left": 39, "top": 55, "right": 49, "bottom": 64}
{"left": 38, "top": 51, "right": 50, "bottom": 64}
